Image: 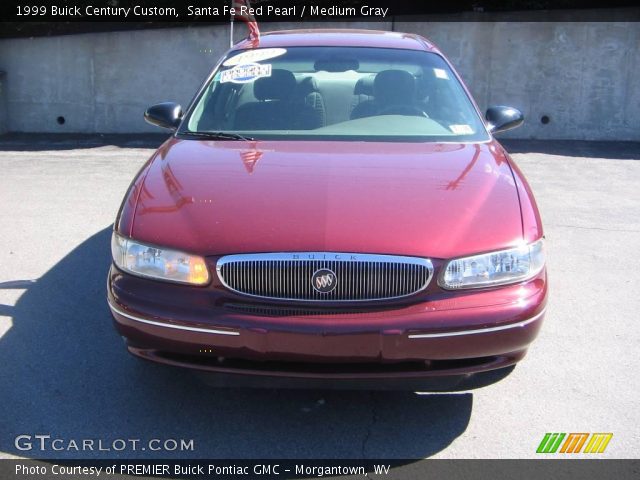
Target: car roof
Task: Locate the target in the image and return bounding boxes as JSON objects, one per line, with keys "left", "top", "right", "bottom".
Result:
{"left": 231, "top": 29, "right": 439, "bottom": 53}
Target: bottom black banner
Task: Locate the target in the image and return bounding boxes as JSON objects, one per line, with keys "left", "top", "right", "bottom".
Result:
{"left": 2, "top": 459, "right": 639, "bottom": 480}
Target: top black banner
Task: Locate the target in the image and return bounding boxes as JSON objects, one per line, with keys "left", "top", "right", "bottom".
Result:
{"left": 1, "top": 0, "right": 639, "bottom": 24}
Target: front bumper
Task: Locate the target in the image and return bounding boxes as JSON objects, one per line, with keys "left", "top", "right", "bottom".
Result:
{"left": 108, "top": 264, "right": 547, "bottom": 387}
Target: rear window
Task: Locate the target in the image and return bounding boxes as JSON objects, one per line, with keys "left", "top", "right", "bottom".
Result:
{"left": 181, "top": 46, "right": 489, "bottom": 142}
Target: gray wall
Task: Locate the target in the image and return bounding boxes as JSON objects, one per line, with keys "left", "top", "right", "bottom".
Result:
{"left": 403, "top": 21, "right": 640, "bottom": 140}
{"left": 0, "top": 17, "right": 638, "bottom": 140}
{"left": 0, "top": 26, "right": 231, "bottom": 134}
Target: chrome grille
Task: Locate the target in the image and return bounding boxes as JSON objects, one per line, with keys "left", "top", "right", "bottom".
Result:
{"left": 216, "top": 253, "right": 433, "bottom": 302}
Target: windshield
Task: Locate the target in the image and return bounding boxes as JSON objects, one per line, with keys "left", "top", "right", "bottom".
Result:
{"left": 181, "top": 46, "right": 489, "bottom": 142}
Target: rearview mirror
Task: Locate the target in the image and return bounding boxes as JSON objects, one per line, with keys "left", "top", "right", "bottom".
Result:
{"left": 485, "top": 106, "right": 523, "bottom": 134}
{"left": 144, "top": 102, "right": 183, "bottom": 130}
{"left": 314, "top": 57, "right": 360, "bottom": 72}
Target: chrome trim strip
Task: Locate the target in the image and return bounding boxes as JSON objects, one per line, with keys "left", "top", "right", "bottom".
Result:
{"left": 218, "top": 252, "right": 433, "bottom": 264}
{"left": 216, "top": 252, "right": 434, "bottom": 302}
{"left": 407, "top": 308, "right": 546, "bottom": 339}
{"left": 108, "top": 302, "right": 240, "bottom": 336}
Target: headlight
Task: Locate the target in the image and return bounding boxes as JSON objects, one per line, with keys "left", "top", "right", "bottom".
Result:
{"left": 111, "top": 232, "right": 210, "bottom": 285}
{"left": 439, "top": 239, "right": 545, "bottom": 289}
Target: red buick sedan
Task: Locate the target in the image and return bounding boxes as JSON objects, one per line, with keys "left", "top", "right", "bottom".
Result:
{"left": 107, "top": 30, "right": 546, "bottom": 390}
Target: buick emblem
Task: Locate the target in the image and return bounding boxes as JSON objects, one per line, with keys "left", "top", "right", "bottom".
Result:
{"left": 311, "top": 269, "right": 337, "bottom": 294}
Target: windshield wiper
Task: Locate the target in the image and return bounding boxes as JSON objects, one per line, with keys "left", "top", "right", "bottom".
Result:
{"left": 182, "top": 130, "right": 254, "bottom": 141}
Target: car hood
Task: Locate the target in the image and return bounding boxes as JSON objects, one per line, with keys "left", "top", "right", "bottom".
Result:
{"left": 128, "top": 138, "right": 523, "bottom": 259}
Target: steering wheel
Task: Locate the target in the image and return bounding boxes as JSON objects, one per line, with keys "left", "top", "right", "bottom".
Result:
{"left": 378, "top": 104, "right": 429, "bottom": 117}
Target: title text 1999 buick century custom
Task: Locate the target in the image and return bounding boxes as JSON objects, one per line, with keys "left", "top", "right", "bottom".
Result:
{"left": 107, "top": 30, "right": 547, "bottom": 390}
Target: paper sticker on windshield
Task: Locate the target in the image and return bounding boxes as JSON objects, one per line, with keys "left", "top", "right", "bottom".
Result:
{"left": 450, "top": 124, "right": 474, "bottom": 134}
{"left": 434, "top": 68, "right": 449, "bottom": 80}
{"left": 220, "top": 63, "right": 272, "bottom": 84}
{"left": 223, "top": 48, "right": 287, "bottom": 67}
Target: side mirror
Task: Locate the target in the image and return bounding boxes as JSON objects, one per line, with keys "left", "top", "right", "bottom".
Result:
{"left": 144, "top": 102, "right": 183, "bottom": 130}
{"left": 485, "top": 106, "right": 523, "bottom": 134}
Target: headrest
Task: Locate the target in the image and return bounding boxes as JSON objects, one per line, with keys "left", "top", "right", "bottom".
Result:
{"left": 295, "top": 76, "right": 320, "bottom": 96}
{"left": 354, "top": 74, "right": 375, "bottom": 96}
{"left": 254, "top": 69, "right": 296, "bottom": 101}
{"left": 373, "top": 70, "right": 416, "bottom": 104}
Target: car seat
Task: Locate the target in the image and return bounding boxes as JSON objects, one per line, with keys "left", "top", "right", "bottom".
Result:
{"left": 350, "top": 70, "right": 417, "bottom": 119}
{"left": 292, "top": 76, "right": 326, "bottom": 129}
{"left": 233, "top": 70, "right": 297, "bottom": 130}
